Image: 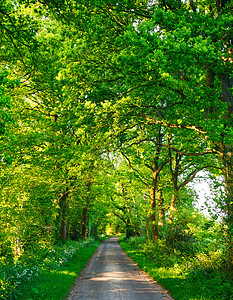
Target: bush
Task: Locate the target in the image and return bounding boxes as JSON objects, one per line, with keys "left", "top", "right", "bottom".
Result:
{"left": 127, "top": 236, "right": 146, "bottom": 245}
{"left": 187, "top": 252, "right": 233, "bottom": 300}
{"left": 121, "top": 236, "right": 233, "bottom": 300}
{"left": 127, "top": 236, "right": 177, "bottom": 268}
{"left": 0, "top": 238, "right": 97, "bottom": 299}
{"left": 165, "top": 223, "right": 198, "bottom": 256}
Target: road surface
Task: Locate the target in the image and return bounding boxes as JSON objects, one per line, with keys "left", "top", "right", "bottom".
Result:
{"left": 66, "top": 236, "right": 173, "bottom": 300}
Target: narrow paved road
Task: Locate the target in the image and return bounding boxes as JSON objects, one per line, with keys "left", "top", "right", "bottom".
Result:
{"left": 67, "top": 236, "right": 173, "bottom": 300}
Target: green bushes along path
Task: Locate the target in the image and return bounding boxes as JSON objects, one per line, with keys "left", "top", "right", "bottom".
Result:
{"left": 0, "top": 238, "right": 100, "bottom": 300}
{"left": 120, "top": 237, "right": 233, "bottom": 300}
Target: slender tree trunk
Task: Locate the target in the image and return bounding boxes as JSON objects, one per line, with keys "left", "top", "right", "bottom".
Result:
{"left": 81, "top": 205, "right": 88, "bottom": 239}
{"left": 205, "top": 63, "right": 215, "bottom": 117}
{"left": 143, "top": 192, "right": 151, "bottom": 239}
{"left": 220, "top": 145, "right": 233, "bottom": 266}
{"left": 218, "top": 67, "right": 233, "bottom": 265}
{"left": 169, "top": 191, "right": 179, "bottom": 223}
{"left": 168, "top": 144, "right": 181, "bottom": 223}
{"left": 158, "top": 189, "right": 165, "bottom": 233}
{"left": 59, "top": 189, "right": 68, "bottom": 240}
{"left": 149, "top": 182, "right": 159, "bottom": 241}
{"left": 15, "top": 195, "right": 25, "bottom": 257}
{"left": 122, "top": 184, "right": 135, "bottom": 238}
{"left": 81, "top": 174, "right": 92, "bottom": 239}
{"left": 125, "top": 218, "right": 132, "bottom": 239}
{"left": 146, "top": 129, "right": 167, "bottom": 241}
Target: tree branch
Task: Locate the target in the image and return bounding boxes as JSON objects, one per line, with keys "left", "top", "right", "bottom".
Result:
{"left": 121, "top": 137, "right": 218, "bottom": 156}
{"left": 156, "top": 159, "right": 169, "bottom": 175}
{"left": 178, "top": 165, "right": 221, "bottom": 190}
{"left": 120, "top": 151, "right": 149, "bottom": 188}
{"left": 112, "top": 212, "right": 126, "bottom": 223}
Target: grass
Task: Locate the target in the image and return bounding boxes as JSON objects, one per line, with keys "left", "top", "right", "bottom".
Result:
{"left": 120, "top": 239, "right": 233, "bottom": 300}
{"left": 18, "top": 245, "right": 98, "bottom": 300}
{"left": 1, "top": 238, "right": 101, "bottom": 300}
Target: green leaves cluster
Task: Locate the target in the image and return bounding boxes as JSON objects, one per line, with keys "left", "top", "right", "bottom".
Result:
{"left": 0, "top": 0, "right": 233, "bottom": 269}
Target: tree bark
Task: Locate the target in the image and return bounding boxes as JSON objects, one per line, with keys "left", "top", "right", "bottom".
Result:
{"left": 125, "top": 218, "right": 134, "bottom": 239}
{"left": 219, "top": 73, "right": 233, "bottom": 114}
{"left": 59, "top": 188, "right": 69, "bottom": 241}
{"left": 122, "top": 184, "right": 134, "bottom": 238}
{"left": 205, "top": 64, "right": 216, "bottom": 117}
{"left": 218, "top": 64, "right": 233, "bottom": 265}
{"left": 143, "top": 192, "right": 151, "bottom": 239}
{"left": 148, "top": 129, "right": 168, "bottom": 241}
{"left": 169, "top": 192, "right": 179, "bottom": 223}
{"left": 220, "top": 145, "right": 233, "bottom": 265}
{"left": 149, "top": 180, "right": 159, "bottom": 241}
{"left": 81, "top": 205, "right": 88, "bottom": 239}
{"left": 81, "top": 174, "right": 92, "bottom": 239}
{"left": 168, "top": 146, "right": 180, "bottom": 223}
{"left": 158, "top": 189, "right": 165, "bottom": 233}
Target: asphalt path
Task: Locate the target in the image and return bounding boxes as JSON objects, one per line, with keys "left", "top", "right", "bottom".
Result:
{"left": 66, "top": 236, "right": 173, "bottom": 300}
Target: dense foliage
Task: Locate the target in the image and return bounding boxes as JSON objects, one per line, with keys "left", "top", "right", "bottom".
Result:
{"left": 0, "top": 0, "right": 233, "bottom": 298}
{"left": 0, "top": 238, "right": 100, "bottom": 299}
{"left": 121, "top": 231, "right": 233, "bottom": 300}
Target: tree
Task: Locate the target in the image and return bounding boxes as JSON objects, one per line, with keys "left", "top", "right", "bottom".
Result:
{"left": 1, "top": 0, "right": 232, "bottom": 266}
{"left": 85, "top": 0, "right": 233, "bottom": 261}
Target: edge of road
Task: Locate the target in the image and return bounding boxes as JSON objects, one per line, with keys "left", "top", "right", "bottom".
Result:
{"left": 65, "top": 239, "right": 107, "bottom": 300}
{"left": 117, "top": 237, "right": 174, "bottom": 300}
{"left": 66, "top": 236, "right": 174, "bottom": 300}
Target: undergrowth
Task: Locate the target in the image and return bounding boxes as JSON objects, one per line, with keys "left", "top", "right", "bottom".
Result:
{"left": 120, "top": 236, "right": 233, "bottom": 300}
{"left": 0, "top": 238, "right": 100, "bottom": 299}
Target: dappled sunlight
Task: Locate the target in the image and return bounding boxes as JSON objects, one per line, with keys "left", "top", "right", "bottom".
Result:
{"left": 68, "top": 237, "right": 174, "bottom": 300}
{"left": 2, "top": 0, "right": 233, "bottom": 299}
{"left": 90, "top": 271, "right": 142, "bottom": 281}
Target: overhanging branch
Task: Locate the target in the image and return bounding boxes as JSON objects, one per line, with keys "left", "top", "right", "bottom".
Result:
{"left": 121, "top": 137, "right": 218, "bottom": 156}
{"left": 120, "top": 151, "right": 149, "bottom": 188}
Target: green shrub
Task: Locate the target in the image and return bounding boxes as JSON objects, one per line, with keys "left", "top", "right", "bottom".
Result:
{"left": 120, "top": 236, "right": 233, "bottom": 300}
{"left": 165, "top": 223, "right": 198, "bottom": 256}
{"left": 0, "top": 238, "right": 97, "bottom": 299}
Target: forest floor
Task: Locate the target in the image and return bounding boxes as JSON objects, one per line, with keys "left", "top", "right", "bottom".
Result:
{"left": 66, "top": 236, "right": 173, "bottom": 300}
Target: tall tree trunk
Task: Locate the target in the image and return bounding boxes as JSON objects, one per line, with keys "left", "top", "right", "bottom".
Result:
{"left": 143, "top": 192, "right": 151, "bottom": 239}
{"left": 59, "top": 188, "right": 68, "bottom": 240}
{"left": 125, "top": 217, "right": 133, "bottom": 239}
{"left": 122, "top": 184, "right": 134, "bottom": 238}
{"left": 168, "top": 146, "right": 181, "bottom": 223}
{"left": 149, "top": 180, "right": 159, "bottom": 241}
{"left": 205, "top": 63, "right": 215, "bottom": 117}
{"left": 81, "top": 205, "right": 88, "bottom": 239}
{"left": 220, "top": 145, "right": 233, "bottom": 266}
{"left": 218, "top": 68, "right": 233, "bottom": 265}
{"left": 81, "top": 174, "right": 92, "bottom": 239}
{"left": 148, "top": 128, "right": 167, "bottom": 241}
{"left": 14, "top": 195, "right": 24, "bottom": 257}
{"left": 169, "top": 191, "right": 179, "bottom": 223}
{"left": 158, "top": 189, "right": 165, "bottom": 233}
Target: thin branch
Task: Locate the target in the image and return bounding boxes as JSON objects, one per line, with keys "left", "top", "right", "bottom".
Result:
{"left": 156, "top": 159, "right": 169, "bottom": 174}
{"left": 123, "top": 138, "right": 154, "bottom": 149}
{"left": 178, "top": 165, "right": 222, "bottom": 190}
{"left": 121, "top": 137, "right": 218, "bottom": 156}
{"left": 179, "top": 169, "right": 200, "bottom": 190}
{"left": 120, "top": 151, "right": 149, "bottom": 188}
{"left": 140, "top": 115, "right": 207, "bottom": 135}
{"left": 112, "top": 211, "right": 126, "bottom": 223}
{"left": 162, "top": 144, "right": 218, "bottom": 157}
{"left": 145, "top": 164, "right": 154, "bottom": 171}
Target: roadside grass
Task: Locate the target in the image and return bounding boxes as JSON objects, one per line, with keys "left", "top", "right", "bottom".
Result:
{"left": 18, "top": 245, "right": 98, "bottom": 300}
{"left": 1, "top": 238, "right": 101, "bottom": 300}
{"left": 19, "top": 245, "right": 98, "bottom": 300}
{"left": 120, "top": 239, "right": 233, "bottom": 300}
